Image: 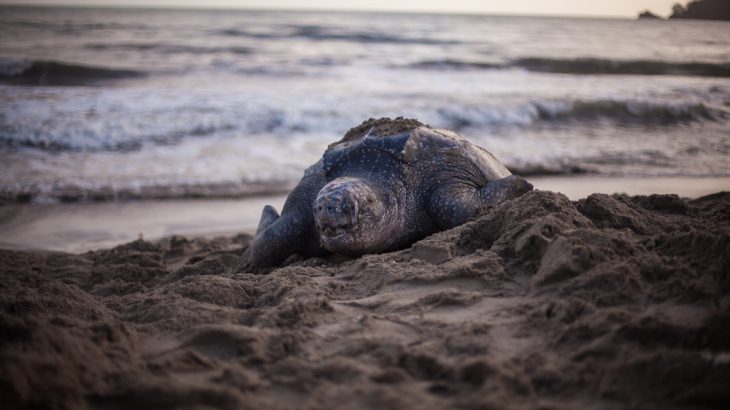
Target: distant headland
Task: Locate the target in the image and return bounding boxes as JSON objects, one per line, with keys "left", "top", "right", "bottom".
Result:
{"left": 639, "top": 0, "right": 730, "bottom": 21}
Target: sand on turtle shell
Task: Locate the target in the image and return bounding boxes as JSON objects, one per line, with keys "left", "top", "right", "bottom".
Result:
{"left": 339, "top": 117, "right": 427, "bottom": 143}
{"left": 1, "top": 190, "right": 729, "bottom": 410}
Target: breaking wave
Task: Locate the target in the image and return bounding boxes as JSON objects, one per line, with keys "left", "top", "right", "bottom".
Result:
{"left": 217, "top": 24, "right": 458, "bottom": 45}
{"left": 409, "top": 57, "right": 730, "bottom": 78}
{"left": 407, "top": 59, "right": 502, "bottom": 70}
{"left": 85, "top": 43, "right": 253, "bottom": 55}
{"left": 0, "top": 109, "right": 235, "bottom": 151}
{"left": 534, "top": 100, "right": 722, "bottom": 124}
{"left": 0, "top": 59, "right": 146, "bottom": 86}
{"left": 514, "top": 57, "right": 730, "bottom": 77}
{"left": 4, "top": 19, "right": 150, "bottom": 33}
{"left": 435, "top": 100, "right": 725, "bottom": 130}
{"left": 1, "top": 97, "right": 723, "bottom": 152}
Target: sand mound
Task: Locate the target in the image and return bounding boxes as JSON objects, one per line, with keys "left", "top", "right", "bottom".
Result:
{"left": 2, "top": 191, "right": 729, "bottom": 409}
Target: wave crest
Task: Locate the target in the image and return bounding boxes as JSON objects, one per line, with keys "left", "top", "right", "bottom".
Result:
{"left": 217, "top": 24, "right": 458, "bottom": 45}
{"left": 435, "top": 99, "right": 724, "bottom": 130}
{"left": 0, "top": 59, "right": 146, "bottom": 86}
{"left": 407, "top": 59, "right": 502, "bottom": 70}
{"left": 534, "top": 100, "right": 722, "bottom": 125}
{"left": 85, "top": 43, "right": 253, "bottom": 55}
{"left": 1, "top": 98, "right": 723, "bottom": 152}
{"left": 514, "top": 57, "right": 730, "bottom": 77}
{"left": 408, "top": 57, "right": 730, "bottom": 78}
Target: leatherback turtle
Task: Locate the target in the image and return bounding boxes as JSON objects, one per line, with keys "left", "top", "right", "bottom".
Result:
{"left": 247, "top": 117, "right": 532, "bottom": 267}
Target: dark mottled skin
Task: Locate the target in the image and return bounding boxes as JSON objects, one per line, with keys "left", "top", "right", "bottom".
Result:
{"left": 247, "top": 118, "right": 532, "bottom": 267}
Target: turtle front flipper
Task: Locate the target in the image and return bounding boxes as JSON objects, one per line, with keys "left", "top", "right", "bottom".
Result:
{"left": 256, "top": 205, "right": 280, "bottom": 236}
{"left": 427, "top": 175, "right": 532, "bottom": 229}
{"left": 248, "top": 209, "right": 315, "bottom": 267}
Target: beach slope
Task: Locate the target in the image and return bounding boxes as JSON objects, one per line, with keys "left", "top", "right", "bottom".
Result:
{"left": 1, "top": 190, "right": 729, "bottom": 409}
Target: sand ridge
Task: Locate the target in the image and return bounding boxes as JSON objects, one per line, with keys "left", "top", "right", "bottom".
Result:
{"left": 1, "top": 190, "right": 729, "bottom": 409}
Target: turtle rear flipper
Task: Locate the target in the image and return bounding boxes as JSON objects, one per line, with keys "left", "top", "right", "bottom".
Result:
{"left": 479, "top": 175, "right": 532, "bottom": 206}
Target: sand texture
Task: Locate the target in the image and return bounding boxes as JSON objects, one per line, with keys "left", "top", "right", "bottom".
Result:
{"left": 1, "top": 190, "right": 729, "bottom": 409}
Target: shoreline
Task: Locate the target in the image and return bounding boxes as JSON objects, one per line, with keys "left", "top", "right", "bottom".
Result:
{"left": 1, "top": 175, "right": 729, "bottom": 253}
{"left": 0, "top": 194, "right": 286, "bottom": 253}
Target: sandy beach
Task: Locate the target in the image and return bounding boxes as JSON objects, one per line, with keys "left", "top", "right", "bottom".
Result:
{"left": 2, "top": 189, "right": 728, "bottom": 409}
{"left": 2, "top": 4, "right": 729, "bottom": 409}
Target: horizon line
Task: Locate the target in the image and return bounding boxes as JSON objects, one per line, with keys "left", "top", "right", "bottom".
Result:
{"left": 0, "top": 2, "right": 649, "bottom": 20}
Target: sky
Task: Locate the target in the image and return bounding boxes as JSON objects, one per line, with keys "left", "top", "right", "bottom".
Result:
{"left": 0, "top": 0, "right": 683, "bottom": 18}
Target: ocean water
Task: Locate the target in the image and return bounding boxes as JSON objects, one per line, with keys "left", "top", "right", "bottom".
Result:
{"left": 1, "top": 6, "right": 730, "bottom": 203}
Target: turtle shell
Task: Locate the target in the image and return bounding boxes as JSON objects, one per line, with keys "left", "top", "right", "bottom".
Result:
{"left": 323, "top": 124, "right": 510, "bottom": 180}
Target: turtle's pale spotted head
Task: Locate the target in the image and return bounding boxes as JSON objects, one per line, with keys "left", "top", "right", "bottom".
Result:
{"left": 314, "top": 177, "right": 392, "bottom": 255}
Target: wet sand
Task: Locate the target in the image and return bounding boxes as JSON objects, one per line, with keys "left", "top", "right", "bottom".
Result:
{"left": 530, "top": 175, "right": 730, "bottom": 201}
{"left": 2, "top": 189, "right": 729, "bottom": 409}
{"left": 2, "top": 176, "right": 729, "bottom": 253}
{"left": 0, "top": 195, "right": 287, "bottom": 253}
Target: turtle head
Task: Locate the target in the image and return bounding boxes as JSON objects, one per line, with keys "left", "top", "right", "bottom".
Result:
{"left": 314, "top": 177, "right": 394, "bottom": 255}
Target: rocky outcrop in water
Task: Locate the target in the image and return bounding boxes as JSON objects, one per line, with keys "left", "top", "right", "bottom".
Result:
{"left": 638, "top": 10, "right": 662, "bottom": 19}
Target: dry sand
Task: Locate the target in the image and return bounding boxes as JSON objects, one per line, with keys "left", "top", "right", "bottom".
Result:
{"left": 1, "top": 190, "right": 729, "bottom": 409}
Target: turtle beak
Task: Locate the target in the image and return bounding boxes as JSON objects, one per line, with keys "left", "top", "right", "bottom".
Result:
{"left": 314, "top": 195, "right": 355, "bottom": 236}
